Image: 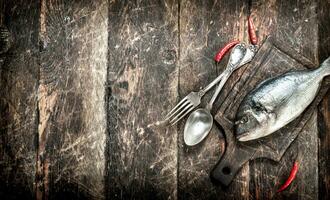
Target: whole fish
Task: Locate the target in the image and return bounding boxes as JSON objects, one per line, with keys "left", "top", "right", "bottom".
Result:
{"left": 235, "top": 57, "right": 330, "bottom": 141}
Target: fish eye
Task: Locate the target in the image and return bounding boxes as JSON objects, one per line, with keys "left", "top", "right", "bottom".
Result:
{"left": 241, "top": 116, "right": 248, "bottom": 123}
{"left": 235, "top": 116, "right": 249, "bottom": 125}
{"left": 252, "top": 101, "right": 264, "bottom": 112}
{"left": 255, "top": 105, "right": 263, "bottom": 112}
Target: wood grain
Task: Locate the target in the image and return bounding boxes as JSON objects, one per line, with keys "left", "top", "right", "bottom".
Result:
{"left": 0, "top": 0, "right": 329, "bottom": 199}
{"left": 106, "top": 0, "right": 179, "bottom": 199}
{"left": 38, "top": 0, "right": 108, "bottom": 199}
{"left": 248, "top": 0, "right": 320, "bottom": 199}
{"left": 319, "top": 91, "right": 330, "bottom": 200}
{"left": 318, "top": 0, "right": 330, "bottom": 199}
{"left": 210, "top": 37, "right": 328, "bottom": 200}
{"left": 0, "top": 0, "right": 39, "bottom": 199}
{"left": 247, "top": 2, "right": 282, "bottom": 197}
{"left": 178, "top": 0, "right": 251, "bottom": 199}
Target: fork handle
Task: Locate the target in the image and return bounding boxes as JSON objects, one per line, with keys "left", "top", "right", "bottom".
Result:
{"left": 206, "top": 70, "right": 231, "bottom": 110}
{"left": 199, "top": 71, "right": 226, "bottom": 96}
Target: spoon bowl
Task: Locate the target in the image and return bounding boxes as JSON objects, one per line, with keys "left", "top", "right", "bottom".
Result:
{"left": 183, "top": 43, "right": 247, "bottom": 146}
{"left": 184, "top": 108, "right": 213, "bottom": 146}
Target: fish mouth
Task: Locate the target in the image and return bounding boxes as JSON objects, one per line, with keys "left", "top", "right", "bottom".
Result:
{"left": 236, "top": 132, "right": 250, "bottom": 141}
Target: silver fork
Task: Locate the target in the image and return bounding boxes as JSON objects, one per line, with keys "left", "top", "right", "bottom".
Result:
{"left": 164, "top": 43, "right": 256, "bottom": 125}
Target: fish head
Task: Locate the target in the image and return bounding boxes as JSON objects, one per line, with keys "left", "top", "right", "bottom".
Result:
{"left": 235, "top": 99, "right": 275, "bottom": 141}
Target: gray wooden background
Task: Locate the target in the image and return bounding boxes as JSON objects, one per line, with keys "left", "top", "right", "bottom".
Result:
{"left": 0, "top": 0, "right": 329, "bottom": 199}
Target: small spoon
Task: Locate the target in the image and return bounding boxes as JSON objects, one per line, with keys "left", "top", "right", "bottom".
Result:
{"left": 184, "top": 44, "right": 247, "bottom": 146}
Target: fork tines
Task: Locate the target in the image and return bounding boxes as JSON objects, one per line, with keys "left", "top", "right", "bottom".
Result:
{"left": 164, "top": 97, "right": 194, "bottom": 126}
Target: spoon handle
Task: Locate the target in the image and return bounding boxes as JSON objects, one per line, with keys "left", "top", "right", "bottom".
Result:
{"left": 206, "top": 44, "right": 246, "bottom": 110}
{"left": 199, "top": 71, "right": 226, "bottom": 95}
{"left": 206, "top": 70, "right": 231, "bottom": 110}
{"left": 200, "top": 44, "right": 249, "bottom": 96}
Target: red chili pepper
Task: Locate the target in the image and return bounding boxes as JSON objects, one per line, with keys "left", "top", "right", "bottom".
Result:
{"left": 277, "top": 161, "right": 299, "bottom": 193}
{"left": 248, "top": 16, "right": 258, "bottom": 45}
{"left": 214, "top": 40, "right": 240, "bottom": 63}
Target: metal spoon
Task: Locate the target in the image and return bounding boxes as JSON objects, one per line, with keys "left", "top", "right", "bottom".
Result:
{"left": 184, "top": 44, "right": 247, "bottom": 146}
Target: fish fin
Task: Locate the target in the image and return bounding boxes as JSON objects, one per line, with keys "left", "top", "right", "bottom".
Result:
{"left": 319, "top": 57, "right": 330, "bottom": 77}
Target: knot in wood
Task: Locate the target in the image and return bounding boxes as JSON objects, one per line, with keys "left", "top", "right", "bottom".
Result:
{"left": 161, "top": 49, "right": 177, "bottom": 65}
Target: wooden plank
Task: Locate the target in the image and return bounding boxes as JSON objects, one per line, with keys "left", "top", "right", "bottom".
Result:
{"left": 318, "top": 0, "right": 330, "bottom": 199}
{"left": 248, "top": 1, "right": 286, "bottom": 199}
{"left": 0, "top": 0, "right": 39, "bottom": 199}
{"left": 210, "top": 36, "right": 328, "bottom": 198}
{"left": 319, "top": 91, "right": 330, "bottom": 200}
{"left": 178, "top": 0, "right": 251, "bottom": 199}
{"left": 38, "top": 0, "right": 108, "bottom": 199}
{"left": 249, "top": 0, "right": 320, "bottom": 199}
{"left": 0, "top": 1, "right": 327, "bottom": 199}
{"left": 106, "top": 0, "right": 179, "bottom": 199}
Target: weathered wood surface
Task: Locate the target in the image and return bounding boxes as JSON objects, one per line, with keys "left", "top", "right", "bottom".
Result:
{"left": 178, "top": 1, "right": 251, "bottom": 199}
{"left": 106, "top": 0, "right": 179, "bottom": 199}
{"left": 0, "top": 0, "right": 329, "bottom": 199}
{"left": 211, "top": 37, "right": 329, "bottom": 194}
{"left": 0, "top": 0, "right": 39, "bottom": 199}
{"left": 38, "top": 0, "right": 107, "bottom": 199}
{"left": 248, "top": 1, "right": 321, "bottom": 199}
{"left": 318, "top": 1, "right": 330, "bottom": 200}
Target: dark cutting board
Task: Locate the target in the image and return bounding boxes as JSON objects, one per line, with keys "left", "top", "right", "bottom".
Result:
{"left": 211, "top": 36, "right": 330, "bottom": 186}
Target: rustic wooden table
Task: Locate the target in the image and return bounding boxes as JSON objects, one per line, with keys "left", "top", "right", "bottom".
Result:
{"left": 0, "top": 0, "right": 329, "bottom": 199}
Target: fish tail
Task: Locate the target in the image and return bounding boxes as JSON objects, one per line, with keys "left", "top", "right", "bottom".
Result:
{"left": 318, "top": 57, "right": 330, "bottom": 77}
